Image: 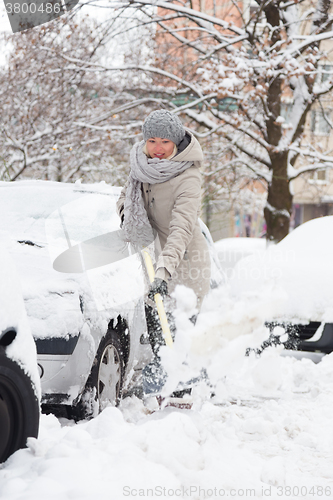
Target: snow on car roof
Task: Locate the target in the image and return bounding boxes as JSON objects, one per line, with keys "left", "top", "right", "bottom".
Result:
{"left": 0, "top": 180, "right": 121, "bottom": 243}
{"left": 229, "top": 216, "right": 333, "bottom": 323}
{"left": 0, "top": 180, "right": 126, "bottom": 341}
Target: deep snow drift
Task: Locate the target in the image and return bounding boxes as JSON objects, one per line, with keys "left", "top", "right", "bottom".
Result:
{"left": 1, "top": 275, "right": 333, "bottom": 500}
{"left": 1, "top": 199, "right": 333, "bottom": 499}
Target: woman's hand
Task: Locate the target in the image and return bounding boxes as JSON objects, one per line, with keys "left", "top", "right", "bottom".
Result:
{"left": 148, "top": 278, "right": 168, "bottom": 299}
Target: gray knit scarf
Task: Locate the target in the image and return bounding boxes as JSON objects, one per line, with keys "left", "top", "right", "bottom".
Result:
{"left": 122, "top": 140, "right": 193, "bottom": 248}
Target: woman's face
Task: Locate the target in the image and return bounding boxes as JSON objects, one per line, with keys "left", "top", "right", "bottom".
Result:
{"left": 146, "top": 137, "right": 175, "bottom": 159}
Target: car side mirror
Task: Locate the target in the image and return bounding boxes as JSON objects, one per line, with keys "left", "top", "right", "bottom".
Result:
{"left": 0, "top": 329, "right": 17, "bottom": 347}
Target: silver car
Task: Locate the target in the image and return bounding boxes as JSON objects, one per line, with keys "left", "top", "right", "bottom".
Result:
{"left": 0, "top": 180, "right": 223, "bottom": 420}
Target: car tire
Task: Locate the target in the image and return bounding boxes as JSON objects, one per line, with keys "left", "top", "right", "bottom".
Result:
{"left": 72, "top": 329, "right": 125, "bottom": 420}
{"left": 0, "top": 349, "right": 39, "bottom": 463}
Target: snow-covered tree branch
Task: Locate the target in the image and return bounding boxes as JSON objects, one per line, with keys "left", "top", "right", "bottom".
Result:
{"left": 82, "top": 0, "right": 333, "bottom": 242}
{"left": 2, "top": 0, "right": 333, "bottom": 242}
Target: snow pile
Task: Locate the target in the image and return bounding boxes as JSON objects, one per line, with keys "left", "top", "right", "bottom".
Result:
{"left": 157, "top": 282, "right": 286, "bottom": 400}
{"left": 159, "top": 215, "right": 333, "bottom": 400}
{"left": 0, "top": 185, "right": 332, "bottom": 498}
{"left": 1, "top": 347, "right": 333, "bottom": 499}
{"left": 1, "top": 234, "right": 333, "bottom": 498}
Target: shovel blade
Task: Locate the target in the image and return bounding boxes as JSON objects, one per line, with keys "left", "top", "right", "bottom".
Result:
{"left": 142, "top": 359, "right": 207, "bottom": 397}
{"left": 142, "top": 359, "right": 167, "bottom": 396}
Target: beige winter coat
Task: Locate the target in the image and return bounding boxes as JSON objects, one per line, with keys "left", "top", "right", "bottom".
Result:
{"left": 117, "top": 132, "right": 211, "bottom": 303}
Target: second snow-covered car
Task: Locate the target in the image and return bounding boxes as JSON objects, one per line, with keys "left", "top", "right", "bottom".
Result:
{"left": 229, "top": 216, "right": 333, "bottom": 359}
{"left": 0, "top": 180, "right": 223, "bottom": 419}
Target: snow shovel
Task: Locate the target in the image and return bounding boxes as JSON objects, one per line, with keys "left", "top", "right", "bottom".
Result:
{"left": 141, "top": 250, "right": 173, "bottom": 396}
{"left": 141, "top": 251, "right": 206, "bottom": 398}
{"left": 142, "top": 250, "right": 173, "bottom": 348}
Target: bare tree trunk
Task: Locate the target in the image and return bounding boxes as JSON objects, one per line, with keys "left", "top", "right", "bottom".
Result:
{"left": 264, "top": 74, "right": 292, "bottom": 241}
{"left": 264, "top": 151, "right": 292, "bottom": 242}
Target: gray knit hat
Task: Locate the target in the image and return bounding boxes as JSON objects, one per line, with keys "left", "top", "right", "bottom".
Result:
{"left": 142, "top": 110, "right": 185, "bottom": 145}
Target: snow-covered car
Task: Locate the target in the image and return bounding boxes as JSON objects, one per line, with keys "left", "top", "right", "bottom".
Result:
{"left": 229, "top": 216, "right": 333, "bottom": 358}
{"left": 0, "top": 180, "right": 223, "bottom": 420}
{"left": 0, "top": 246, "right": 40, "bottom": 463}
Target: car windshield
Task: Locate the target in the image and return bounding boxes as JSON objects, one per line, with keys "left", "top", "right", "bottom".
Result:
{"left": 0, "top": 180, "right": 145, "bottom": 316}
{"left": 0, "top": 181, "right": 121, "bottom": 247}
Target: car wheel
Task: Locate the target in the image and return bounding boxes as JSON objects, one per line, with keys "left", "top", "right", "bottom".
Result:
{"left": 0, "top": 350, "right": 39, "bottom": 463}
{"left": 72, "top": 329, "right": 125, "bottom": 420}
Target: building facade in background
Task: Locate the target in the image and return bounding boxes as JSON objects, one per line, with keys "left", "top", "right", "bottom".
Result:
{"left": 291, "top": 60, "right": 333, "bottom": 228}
{"left": 155, "top": 0, "right": 333, "bottom": 240}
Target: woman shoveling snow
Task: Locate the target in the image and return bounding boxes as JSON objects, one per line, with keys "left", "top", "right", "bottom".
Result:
{"left": 116, "top": 110, "right": 211, "bottom": 394}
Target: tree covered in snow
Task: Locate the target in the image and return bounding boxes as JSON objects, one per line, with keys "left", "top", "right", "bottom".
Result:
{"left": 0, "top": 15, "right": 157, "bottom": 183}
{"left": 82, "top": 0, "right": 333, "bottom": 242}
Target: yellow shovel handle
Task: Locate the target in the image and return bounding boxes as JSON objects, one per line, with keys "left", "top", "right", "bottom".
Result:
{"left": 142, "top": 250, "right": 173, "bottom": 348}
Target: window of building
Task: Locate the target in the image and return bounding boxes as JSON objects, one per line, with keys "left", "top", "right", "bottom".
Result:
{"left": 317, "top": 64, "right": 333, "bottom": 84}
{"left": 280, "top": 102, "right": 293, "bottom": 127}
{"left": 309, "top": 169, "right": 328, "bottom": 183}
{"left": 248, "top": 1, "right": 265, "bottom": 24}
{"left": 310, "top": 109, "right": 332, "bottom": 136}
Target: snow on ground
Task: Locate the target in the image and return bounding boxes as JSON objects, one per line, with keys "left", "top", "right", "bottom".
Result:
{"left": 1, "top": 222, "right": 333, "bottom": 499}
{"left": 1, "top": 349, "right": 333, "bottom": 500}
{"left": 1, "top": 278, "right": 333, "bottom": 499}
